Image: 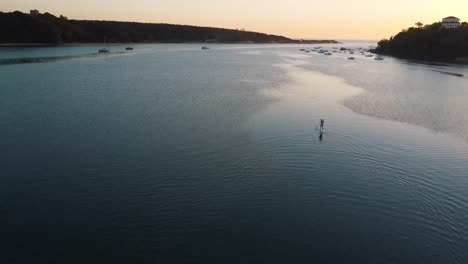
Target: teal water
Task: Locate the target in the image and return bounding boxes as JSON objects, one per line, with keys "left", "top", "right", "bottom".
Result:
{"left": 1, "top": 44, "right": 468, "bottom": 263}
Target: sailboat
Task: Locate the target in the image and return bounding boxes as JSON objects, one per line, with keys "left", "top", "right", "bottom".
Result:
{"left": 99, "top": 36, "right": 110, "bottom": 53}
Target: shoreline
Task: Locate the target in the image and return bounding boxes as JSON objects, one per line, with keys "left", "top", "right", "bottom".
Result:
{"left": 0, "top": 41, "right": 339, "bottom": 47}
{"left": 372, "top": 50, "right": 468, "bottom": 66}
{"left": 0, "top": 51, "right": 129, "bottom": 65}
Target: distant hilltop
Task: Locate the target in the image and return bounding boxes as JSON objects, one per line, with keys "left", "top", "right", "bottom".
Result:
{"left": 0, "top": 11, "right": 338, "bottom": 45}
{"left": 374, "top": 16, "right": 468, "bottom": 62}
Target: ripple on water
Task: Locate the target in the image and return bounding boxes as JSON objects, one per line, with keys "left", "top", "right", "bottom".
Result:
{"left": 253, "top": 53, "right": 468, "bottom": 263}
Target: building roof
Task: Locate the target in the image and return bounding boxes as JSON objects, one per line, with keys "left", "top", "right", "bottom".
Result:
{"left": 443, "top": 16, "right": 460, "bottom": 20}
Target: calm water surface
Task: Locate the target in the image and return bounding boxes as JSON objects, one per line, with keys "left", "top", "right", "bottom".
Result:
{"left": 1, "top": 44, "right": 468, "bottom": 263}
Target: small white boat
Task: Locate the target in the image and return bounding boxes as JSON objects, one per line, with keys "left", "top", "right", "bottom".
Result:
{"left": 98, "top": 48, "right": 110, "bottom": 53}
{"left": 374, "top": 56, "right": 384, "bottom": 60}
{"left": 365, "top": 54, "right": 373, "bottom": 57}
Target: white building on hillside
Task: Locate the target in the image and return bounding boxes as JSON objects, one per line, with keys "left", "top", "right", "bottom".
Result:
{"left": 442, "top": 16, "right": 461, "bottom": 28}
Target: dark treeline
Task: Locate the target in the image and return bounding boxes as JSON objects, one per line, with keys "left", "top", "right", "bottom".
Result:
{"left": 0, "top": 11, "right": 336, "bottom": 44}
{"left": 374, "top": 22, "right": 468, "bottom": 61}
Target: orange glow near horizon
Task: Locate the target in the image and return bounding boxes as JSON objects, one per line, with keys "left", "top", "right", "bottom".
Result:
{"left": 2, "top": 0, "right": 467, "bottom": 40}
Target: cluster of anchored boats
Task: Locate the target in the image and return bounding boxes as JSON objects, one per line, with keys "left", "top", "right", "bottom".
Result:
{"left": 300, "top": 46, "right": 384, "bottom": 60}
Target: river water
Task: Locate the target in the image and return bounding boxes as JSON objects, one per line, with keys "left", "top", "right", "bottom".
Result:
{"left": 1, "top": 43, "right": 467, "bottom": 263}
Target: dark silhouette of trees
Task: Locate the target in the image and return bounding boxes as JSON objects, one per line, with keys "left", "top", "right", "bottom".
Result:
{"left": 374, "top": 22, "right": 468, "bottom": 61}
{"left": 0, "top": 11, "right": 337, "bottom": 44}
{"left": 415, "top": 22, "right": 423, "bottom": 28}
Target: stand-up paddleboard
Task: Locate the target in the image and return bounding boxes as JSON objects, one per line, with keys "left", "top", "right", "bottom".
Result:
{"left": 315, "top": 125, "right": 325, "bottom": 134}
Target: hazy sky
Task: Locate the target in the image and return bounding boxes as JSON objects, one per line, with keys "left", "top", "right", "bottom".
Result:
{"left": 1, "top": 0, "right": 467, "bottom": 40}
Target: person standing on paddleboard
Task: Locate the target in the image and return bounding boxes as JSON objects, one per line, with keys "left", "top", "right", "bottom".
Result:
{"left": 320, "top": 119, "right": 325, "bottom": 131}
